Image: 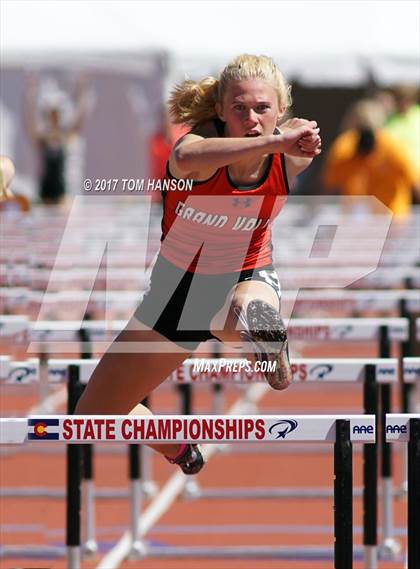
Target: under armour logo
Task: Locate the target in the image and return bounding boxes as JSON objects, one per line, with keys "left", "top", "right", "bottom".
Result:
{"left": 232, "top": 197, "right": 252, "bottom": 208}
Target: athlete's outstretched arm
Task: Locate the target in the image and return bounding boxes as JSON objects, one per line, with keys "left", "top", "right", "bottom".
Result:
{"left": 170, "top": 122, "right": 320, "bottom": 180}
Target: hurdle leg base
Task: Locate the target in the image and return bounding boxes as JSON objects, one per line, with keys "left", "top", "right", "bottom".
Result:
{"left": 129, "top": 540, "right": 147, "bottom": 559}
{"left": 67, "top": 545, "right": 81, "bottom": 569}
{"left": 183, "top": 478, "right": 201, "bottom": 499}
{"left": 396, "top": 480, "right": 408, "bottom": 496}
{"left": 379, "top": 537, "right": 402, "bottom": 559}
{"left": 82, "top": 539, "right": 98, "bottom": 557}
{"left": 141, "top": 480, "right": 159, "bottom": 497}
{"left": 364, "top": 545, "right": 378, "bottom": 569}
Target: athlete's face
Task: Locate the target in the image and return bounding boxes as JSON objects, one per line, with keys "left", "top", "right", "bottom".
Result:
{"left": 217, "top": 79, "right": 283, "bottom": 138}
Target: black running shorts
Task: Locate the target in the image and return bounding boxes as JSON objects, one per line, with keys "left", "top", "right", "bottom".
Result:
{"left": 134, "top": 255, "right": 281, "bottom": 350}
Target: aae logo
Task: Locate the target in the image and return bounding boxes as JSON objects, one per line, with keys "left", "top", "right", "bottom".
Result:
{"left": 386, "top": 424, "right": 407, "bottom": 434}
{"left": 404, "top": 367, "right": 420, "bottom": 378}
{"left": 352, "top": 424, "right": 374, "bottom": 435}
{"left": 269, "top": 420, "right": 298, "bottom": 439}
{"left": 378, "top": 368, "right": 395, "bottom": 376}
{"left": 49, "top": 368, "right": 67, "bottom": 382}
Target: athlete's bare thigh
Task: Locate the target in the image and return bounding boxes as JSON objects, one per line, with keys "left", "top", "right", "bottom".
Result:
{"left": 75, "top": 320, "right": 190, "bottom": 415}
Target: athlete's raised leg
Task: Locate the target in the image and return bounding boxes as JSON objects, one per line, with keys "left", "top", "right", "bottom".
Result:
{"left": 210, "top": 280, "right": 292, "bottom": 390}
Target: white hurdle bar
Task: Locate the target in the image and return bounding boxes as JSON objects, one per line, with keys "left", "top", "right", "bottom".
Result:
{"left": 386, "top": 414, "right": 420, "bottom": 569}
{"left": 0, "top": 356, "right": 401, "bottom": 384}
{"left": 0, "top": 414, "right": 375, "bottom": 569}
{"left": 284, "top": 289, "right": 420, "bottom": 315}
{"left": 0, "top": 414, "right": 376, "bottom": 445}
{"left": 2, "top": 241, "right": 417, "bottom": 268}
{"left": 2, "top": 288, "right": 419, "bottom": 318}
{"left": 0, "top": 315, "right": 410, "bottom": 350}
{"left": 403, "top": 358, "right": 420, "bottom": 412}
{"left": 3, "top": 264, "right": 418, "bottom": 290}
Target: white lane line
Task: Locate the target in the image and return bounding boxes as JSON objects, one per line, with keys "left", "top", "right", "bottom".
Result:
{"left": 28, "top": 386, "right": 67, "bottom": 414}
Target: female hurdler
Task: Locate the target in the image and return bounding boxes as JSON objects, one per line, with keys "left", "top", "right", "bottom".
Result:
{"left": 75, "top": 54, "right": 321, "bottom": 474}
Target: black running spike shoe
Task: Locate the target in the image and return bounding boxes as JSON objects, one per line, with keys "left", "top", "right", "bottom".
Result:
{"left": 166, "top": 444, "right": 205, "bottom": 475}
{"left": 238, "top": 299, "right": 293, "bottom": 391}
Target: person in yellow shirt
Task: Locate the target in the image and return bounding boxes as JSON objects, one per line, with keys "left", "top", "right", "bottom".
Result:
{"left": 385, "top": 85, "right": 420, "bottom": 179}
{"left": 322, "top": 99, "right": 418, "bottom": 218}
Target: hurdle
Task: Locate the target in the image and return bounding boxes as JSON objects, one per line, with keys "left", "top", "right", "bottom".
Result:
{"left": 1, "top": 315, "right": 409, "bottom": 429}
{"left": 3, "top": 262, "right": 419, "bottom": 294}
{"left": 0, "top": 315, "right": 410, "bottom": 357}
{"left": 176, "top": 317, "right": 408, "bottom": 559}
{"left": 3, "top": 287, "right": 419, "bottom": 327}
{"left": 285, "top": 289, "right": 419, "bottom": 314}
{"left": 171, "top": 356, "right": 400, "bottom": 568}
{"left": 6, "top": 231, "right": 418, "bottom": 268}
{"left": 0, "top": 413, "right": 375, "bottom": 569}
{"left": 402, "top": 358, "right": 420, "bottom": 413}
{"left": 398, "top": 359, "right": 420, "bottom": 495}
{"left": 2, "top": 286, "right": 419, "bottom": 321}
{"left": 399, "top": 287, "right": 420, "bottom": 418}
{"left": 275, "top": 266, "right": 420, "bottom": 290}
{"left": 386, "top": 414, "right": 420, "bottom": 569}
{"left": 290, "top": 317, "right": 408, "bottom": 560}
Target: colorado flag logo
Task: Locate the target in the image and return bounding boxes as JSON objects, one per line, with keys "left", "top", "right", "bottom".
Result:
{"left": 28, "top": 418, "right": 60, "bottom": 440}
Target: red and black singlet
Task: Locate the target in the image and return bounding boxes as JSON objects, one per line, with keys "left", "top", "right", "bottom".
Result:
{"left": 160, "top": 128, "right": 290, "bottom": 274}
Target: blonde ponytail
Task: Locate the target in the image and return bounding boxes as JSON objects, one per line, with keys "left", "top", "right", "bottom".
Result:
{"left": 168, "top": 77, "right": 219, "bottom": 126}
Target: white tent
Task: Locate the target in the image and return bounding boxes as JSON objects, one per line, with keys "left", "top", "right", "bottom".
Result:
{"left": 1, "top": 0, "right": 419, "bottom": 86}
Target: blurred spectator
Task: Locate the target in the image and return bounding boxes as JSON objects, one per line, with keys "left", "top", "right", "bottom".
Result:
{"left": 149, "top": 105, "right": 190, "bottom": 180}
{"left": 148, "top": 106, "right": 189, "bottom": 205}
{"left": 24, "top": 73, "right": 90, "bottom": 205}
{"left": 150, "top": 105, "right": 172, "bottom": 181}
{"left": 0, "top": 155, "right": 30, "bottom": 213}
{"left": 322, "top": 99, "right": 419, "bottom": 218}
{"left": 385, "top": 84, "right": 420, "bottom": 179}
{"left": 373, "top": 89, "right": 397, "bottom": 122}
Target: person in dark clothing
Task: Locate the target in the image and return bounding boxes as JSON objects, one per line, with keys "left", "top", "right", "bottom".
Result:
{"left": 24, "top": 74, "right": 90, "bottom": 204}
